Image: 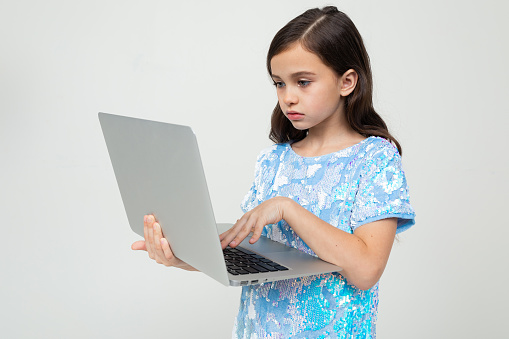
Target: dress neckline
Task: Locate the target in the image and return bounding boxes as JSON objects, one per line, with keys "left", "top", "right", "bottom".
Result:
{"left": 288, "top": 136, "right": 374, "bottom": 160}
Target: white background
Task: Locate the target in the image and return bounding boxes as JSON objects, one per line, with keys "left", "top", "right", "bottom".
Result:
{"left": 1, "top": 0, "right": 508, "bottom": 338}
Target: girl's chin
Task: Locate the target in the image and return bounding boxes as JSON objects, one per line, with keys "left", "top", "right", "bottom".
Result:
{"left": 290, "top": 121, "right": 310, "bottom": 131}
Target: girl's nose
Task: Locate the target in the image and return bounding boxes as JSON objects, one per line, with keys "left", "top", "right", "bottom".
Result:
{"left": 283, "top": 89, "right": 298, "bottom": 107}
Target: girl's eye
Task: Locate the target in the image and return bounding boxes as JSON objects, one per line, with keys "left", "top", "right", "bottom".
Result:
{"left": 298, "top": 80, "right": 311, "bottom": 87}
{"left": 273, "top": 81, "right": 285, "bottom": 88}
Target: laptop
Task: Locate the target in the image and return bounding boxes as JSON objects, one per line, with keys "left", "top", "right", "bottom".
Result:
{"left": 99, "top": 112, "right": 342, "bottom": 286}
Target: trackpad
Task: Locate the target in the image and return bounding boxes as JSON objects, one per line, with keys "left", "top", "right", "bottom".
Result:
{"left": 240, "top": 235, "right": 295, "bottom": 254}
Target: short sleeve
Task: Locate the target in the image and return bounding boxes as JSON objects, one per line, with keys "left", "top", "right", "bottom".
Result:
{"left": 241, "top": 178, "right": 258, "bottom": 213}
{"left": 350, "top": 142, "right": 415, "bottom": 233}
{"left": 240, "top": 145, "right": 280, "bottom": 213}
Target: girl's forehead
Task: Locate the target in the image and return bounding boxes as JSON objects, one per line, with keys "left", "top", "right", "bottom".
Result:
{"left": 270, "top": 43, "right": 329, "bottom": 76}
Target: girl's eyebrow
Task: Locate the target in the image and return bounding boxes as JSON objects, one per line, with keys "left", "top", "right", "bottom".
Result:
{"left": 271, "top": 71, "right": 317, "bottom": 79}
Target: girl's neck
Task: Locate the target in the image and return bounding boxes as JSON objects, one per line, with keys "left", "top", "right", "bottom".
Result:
{"left": 292, "top": 122, "right": 365, "bottom": 158}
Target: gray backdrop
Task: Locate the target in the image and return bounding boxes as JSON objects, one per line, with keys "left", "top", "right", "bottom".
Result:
{"left": 2, "top": 0, "right": 508, "bottom": 338}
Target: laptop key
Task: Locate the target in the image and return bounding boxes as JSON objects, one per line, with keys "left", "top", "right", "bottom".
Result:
{"left": 224, "top": 247, "right": 289, "bottom": 274}
{"left": 249, "top": 264, "right": 268, "bottom": 272}
{"left": 236, "top": 248, "right": 255, "bottom": 255}
{"left": 244, "top": 267, "right": 258, "bottom": 274}
{"left": 257, "top": 262, "right": 278, "bottom": 271}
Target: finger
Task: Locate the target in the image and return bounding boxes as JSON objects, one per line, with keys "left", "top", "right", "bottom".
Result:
{"left": 131, "top": 240, "right": 147, "bottom": 251}
{"left": 249, "top": 221, "right": 265, "bottom": 244}
{"left": 153, "top": 222, "right": 168, "bottom": 265}
{"left": 143, "top": 215, "right": 152, "bottom": 254}
{"left": 219, "top": 225, "right": 237, "bottom": 247}
{"left": 219, "top": 230, "right": 229, "bottom": 241}
{"left": 146, "top": 215, "right": 156, "bottom": 259}
{"left": 160, "top": 238, "right": 175, "bottom": 265}
{"left": 229, "top": 217, "right": 256, "bottom": 247}
{"left": 219, "top": 218, "right": 241, "bottom": 241}
{"left": 219, "top": 230, "right": 232, "bottom": 249}
{"left": 230, "top": 227, "right": 252, "bottom": 247}
{"left": 220, "top": 219, "right": 246, "bottom": 248}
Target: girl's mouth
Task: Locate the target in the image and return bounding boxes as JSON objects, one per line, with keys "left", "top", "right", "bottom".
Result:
{"left": 287, "top": 112, "right": 304, "bottom": 121}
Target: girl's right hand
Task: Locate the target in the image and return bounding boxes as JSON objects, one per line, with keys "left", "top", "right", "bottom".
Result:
{"left": 131, "top": 214, "right": 197, "bottom": 271}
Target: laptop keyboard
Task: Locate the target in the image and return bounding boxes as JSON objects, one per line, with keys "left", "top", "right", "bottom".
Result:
{"left": 223, "top": 247, "right": 289, "bottom": 275}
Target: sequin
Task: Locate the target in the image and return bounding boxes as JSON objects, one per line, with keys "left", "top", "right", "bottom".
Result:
{"left": 233, "top": 137, "right": 415, "bottom": 338}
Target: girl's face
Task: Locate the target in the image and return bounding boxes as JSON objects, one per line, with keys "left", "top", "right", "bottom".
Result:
{"left": 270, "top": 43, "right": 344, "bottom": 133}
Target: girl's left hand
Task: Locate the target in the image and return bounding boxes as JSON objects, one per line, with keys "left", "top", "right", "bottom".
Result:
{"left": 219, "top": 196, "right": 288, "bottom": 249}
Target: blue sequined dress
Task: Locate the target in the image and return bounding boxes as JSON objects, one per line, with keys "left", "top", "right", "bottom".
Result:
{"left": 232, "top": 137, "right": 415, "bottom": 339}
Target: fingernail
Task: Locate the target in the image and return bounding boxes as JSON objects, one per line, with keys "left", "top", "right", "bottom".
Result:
{"left": 230, "top": 241, "right": 236, "bottom": 246}
{"left": 144, "top": 215, "right": 148, "bottom": 223}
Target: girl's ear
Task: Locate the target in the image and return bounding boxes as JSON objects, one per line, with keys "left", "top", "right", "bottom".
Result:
{"left": 339, "top": 69, "right": 358, "bottom": 96}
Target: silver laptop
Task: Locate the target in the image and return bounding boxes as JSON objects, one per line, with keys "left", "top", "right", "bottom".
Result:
{"left": 99, "top": 112, "right": 342, "bottom": 286}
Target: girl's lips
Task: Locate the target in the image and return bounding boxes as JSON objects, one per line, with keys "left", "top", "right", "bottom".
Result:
{"left": 287, "top": 112, "right": 304, "bottom": 121}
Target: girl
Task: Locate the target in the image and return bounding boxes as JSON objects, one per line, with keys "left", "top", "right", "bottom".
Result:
{"left": 133, "top": 6, "right": 415, "bottom": 338}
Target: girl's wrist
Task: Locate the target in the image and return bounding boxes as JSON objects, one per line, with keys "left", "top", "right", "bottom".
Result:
{"left": 278, "top": 196, "right": 297, "bottom": 222}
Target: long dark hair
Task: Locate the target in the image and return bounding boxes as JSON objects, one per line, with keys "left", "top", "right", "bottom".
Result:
{"left": 267, "top": 6, "right": 402, "bottom": 154}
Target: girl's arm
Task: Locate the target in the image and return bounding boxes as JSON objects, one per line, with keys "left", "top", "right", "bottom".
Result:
{"left": 132, "top": 215, "right": 198, "bottom": 271}
{"left": 219, "top": 197, "right": 397, "bottom": 290}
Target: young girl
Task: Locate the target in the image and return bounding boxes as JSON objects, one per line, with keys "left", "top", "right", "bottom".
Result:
{"left": 133, "top": 6, "right": 415, "bottom": 338}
